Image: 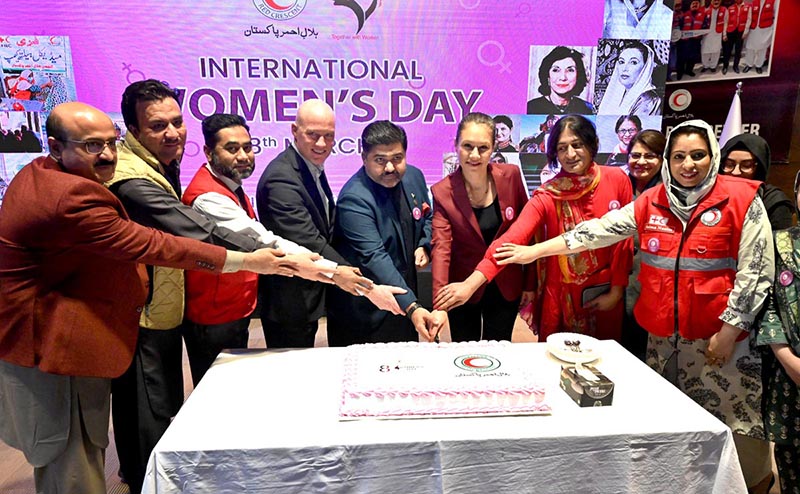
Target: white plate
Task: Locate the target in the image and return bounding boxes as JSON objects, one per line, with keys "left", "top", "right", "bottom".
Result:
{"left": 546, "top": 332, "right": 600, "bottom": 363}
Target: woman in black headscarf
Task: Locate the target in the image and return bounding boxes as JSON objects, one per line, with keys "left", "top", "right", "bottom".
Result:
{"left": 720, "top": 133, "right": 794, "bottom": 231}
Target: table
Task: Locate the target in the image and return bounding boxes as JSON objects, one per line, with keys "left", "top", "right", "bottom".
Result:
{"left": 142, "top": 341, "right": 747, "bottom": 493}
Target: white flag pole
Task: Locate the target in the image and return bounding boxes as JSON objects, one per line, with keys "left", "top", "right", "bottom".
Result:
{"left": 719, "top": 82, "right": 743, "bottom": 148}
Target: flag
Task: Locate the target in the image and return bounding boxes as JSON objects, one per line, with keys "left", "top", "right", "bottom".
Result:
{"left": 719, "top": 82, "right": 743, "bottom": 148}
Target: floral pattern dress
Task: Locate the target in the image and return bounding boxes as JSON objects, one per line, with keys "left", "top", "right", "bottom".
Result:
{"left": 758, "top": 227, "right": 800, "bottom": 494}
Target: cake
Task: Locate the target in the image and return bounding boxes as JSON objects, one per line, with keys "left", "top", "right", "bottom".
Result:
{"left": 339, "top": 341, "right": 551, "bottom": 419}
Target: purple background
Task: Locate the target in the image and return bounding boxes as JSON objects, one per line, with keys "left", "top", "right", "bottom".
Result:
{"left": 0, "top": 0, "right": 604, "bottom": 197}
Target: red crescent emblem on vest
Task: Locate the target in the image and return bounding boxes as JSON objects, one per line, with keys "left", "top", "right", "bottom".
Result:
{"left": 504, "top": 206, "right": 514, "bottom": 220}
{"left": 412, "top": 207, "right": 421, "bottom": 220}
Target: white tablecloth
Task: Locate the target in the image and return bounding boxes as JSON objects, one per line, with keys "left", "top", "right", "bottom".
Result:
{"left": 142, "top": 341, "right": 747, "bottom": 494}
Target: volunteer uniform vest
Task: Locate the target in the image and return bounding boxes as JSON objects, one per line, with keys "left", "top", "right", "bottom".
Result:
{"left": 182, "top": 166, "right": 259, "bottom": 325}
{"left": 750, "top": 0, "right": 775, "bottom": 28}
{"left": 705, "top": 7, "right": 725, "bottom": 33}
{"left": 107, "top": 141, "right": 185, "bottom": 330}
{"left": 681, "top": 9, "right": 704, "bottom": 30}
{"left": 726, "top": 4, "right": 748, "bottom": 32}
{"left": 738, "top": 4, "right": 751, "bottom": 30}
{"left": 632, "top": 176, "right": 760, "bottom": 340}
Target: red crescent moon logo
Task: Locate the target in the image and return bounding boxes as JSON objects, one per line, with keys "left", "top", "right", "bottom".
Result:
{"left": 463, "top": 357, "right": 492, "bottom": 368}
{"left": 668, "top": 89, "right": 692, "bottom": 111}
{"left": 265, "top": 0, "right": 294, "bottom": 10}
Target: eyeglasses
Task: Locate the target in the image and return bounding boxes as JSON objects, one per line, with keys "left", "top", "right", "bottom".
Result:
{"left": 62, "top": 138, "right": 119, "bottom": 155}
{"left": 629, "top": 152, "right": 660, "bottom": 162}
{"left": 617, "top": 129, "right": 639, "bottom": 135}
{"left": 722, "top": 159, "right": 757, "bottom": 173}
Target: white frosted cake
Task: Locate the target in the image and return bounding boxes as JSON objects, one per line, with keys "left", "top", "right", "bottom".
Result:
{"left": 340, "top": 341, "right": 551, "bottom": 419}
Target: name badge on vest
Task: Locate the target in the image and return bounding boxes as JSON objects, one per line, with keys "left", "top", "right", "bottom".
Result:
{"left": 700, "top": 208, "right": 722, "bottom": 226}
{"left": 645, "top": 214, "right": 673, "bottom": 233}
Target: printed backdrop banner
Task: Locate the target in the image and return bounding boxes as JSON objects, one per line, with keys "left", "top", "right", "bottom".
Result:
{"left": 1, "top": 0, "right": 665, "bottom": 201}
{"left": 663, "top": 0, "right": 799, "bottom": 164}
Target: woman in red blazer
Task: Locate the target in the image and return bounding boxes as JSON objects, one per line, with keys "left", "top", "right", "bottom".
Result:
{"left": 431, "top": 112, "right": 534, "bottom": 341}
{"left": 436, "top": 115, "right": 633, "bottom": 343}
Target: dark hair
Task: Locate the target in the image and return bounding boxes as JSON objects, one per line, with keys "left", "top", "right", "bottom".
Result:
{"left": 615, "top": 115, "right": 642, "bottom": 133}
{"left": 121, "top": 79, "right": 180, "bottom": 129}
{"left": 454, "top": 112, "right": 495, "bottom": 146}
{"left": 546, "top": 114, "right": 599, "bottom": 164}
{"left": 538, "top": 46, "right": 588, "bottom": 97}
{"left": 627, "top": 129, "right": 666, "bottom": 156}
{"left": 493, "top": 115, "right": 513, "bottom": 129}
{"left": 202, "top": 113, "right": 250, "bottom": 148}
{"left": 620, "top": 40, "right": 649, "bottom": 65}
{"left": 666, "top": 125, "right": 711, "bottom": 158}
{"left": 361, "top": 120, "right": 407, "bottom": 154}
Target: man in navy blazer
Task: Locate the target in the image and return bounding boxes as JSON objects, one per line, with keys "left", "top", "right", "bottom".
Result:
{"left": 256, "top": 99, "right": 403, "bottom": 348}
{"left": 327, "top": 121, "right": 447, "bottom": 345}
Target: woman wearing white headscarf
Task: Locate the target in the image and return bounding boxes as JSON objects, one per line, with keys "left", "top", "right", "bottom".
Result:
{"left": 491, "top": 120, "right": 775, "bottom": 490}
{"left": 598, "top": 41, "right": 662, "bottom": 116}
{"left": 603, "top": 0, "right": 673, "bottom": 40}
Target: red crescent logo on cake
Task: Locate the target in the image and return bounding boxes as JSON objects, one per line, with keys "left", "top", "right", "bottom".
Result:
{"left": 454, "top": 354, "right": 501, "bottom": 372}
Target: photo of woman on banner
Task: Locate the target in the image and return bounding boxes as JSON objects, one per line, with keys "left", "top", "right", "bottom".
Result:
{"left": 602, "top": 0, "right": 674, "bottom": 41}
{"left": 526, "top": 46, "right": 595, "bottom": 116}
{"left": 604, "top": 115, "right": 641, "bottom": 171}
{"left": 492, "top": 114, "right": 519, "bottom": 153}
{"left": 597, "top": 40, "right": 664, "bottom": 116}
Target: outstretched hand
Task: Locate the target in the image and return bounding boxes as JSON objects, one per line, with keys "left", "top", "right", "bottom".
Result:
{"left": 493, "top": 243, "right": 538, "bottom": 265}
{"left": 333, "top": 265, "right": 373, "bottom": 294}
{"left": 243, "top": 248, "right": 295, "bottom": 276}
{"left": 283, "top": 252, "right": 336, "bottom": 283}
{"left": 433, "top": 281, "right": 473, "bottom": 311}
{"left": 365, "top": 284, "right": 407, "bottom": 315}
{"left": 410, "top": 308, "right": 449, "bottom": 342}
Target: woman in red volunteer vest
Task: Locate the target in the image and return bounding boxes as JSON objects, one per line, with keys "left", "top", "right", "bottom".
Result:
{"left": 436, "top": 115, "right": 633, "bottom": 343}
{"left": 491, "top": 120, "right": 775, "bottom": 491}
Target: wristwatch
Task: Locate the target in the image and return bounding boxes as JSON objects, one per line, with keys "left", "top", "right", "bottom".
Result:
{"left": 406, "top": 302, "right": 423, "bottom": 320}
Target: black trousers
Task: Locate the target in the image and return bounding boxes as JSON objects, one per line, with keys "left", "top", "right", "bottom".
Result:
{"left": 182, "top": 317, "right": 250, "bottom": 386}
{"left": 722, "top": 30, "right": 744, "bottom": 69}
{"left": 620, "top": 311, "right": 648, "bottom": 362}
{"left": 327, "top": 311, "right": 418, "bottom": 346}
{"left": 111, "top": 327, "right": 184, "bottom": 494}
{"left": 261, "top": 317, "right": 318, "bottom": 348}
{"left": 447, "top": 281, "right": 519, "bottom": 342}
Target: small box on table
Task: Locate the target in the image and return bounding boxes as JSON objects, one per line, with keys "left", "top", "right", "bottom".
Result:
{"left": 559, "top": 364, "right": 614, "bottom": 407}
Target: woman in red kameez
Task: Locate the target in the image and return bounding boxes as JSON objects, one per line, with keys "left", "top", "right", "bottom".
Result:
{"left": 435, "top": 114, "right": 633, "bottom": 342}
